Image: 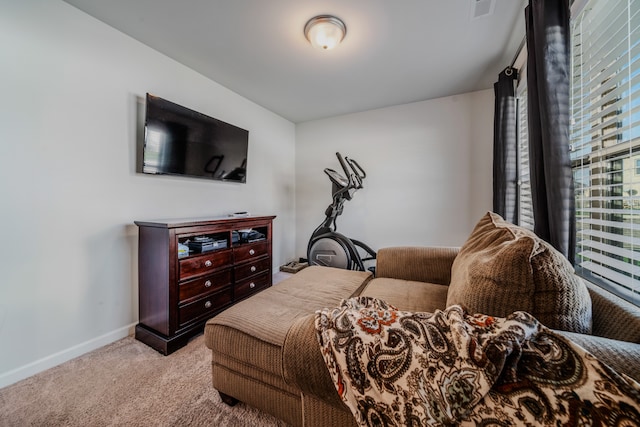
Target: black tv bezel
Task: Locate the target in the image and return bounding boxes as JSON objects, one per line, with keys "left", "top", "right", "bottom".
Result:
{"left": 141, "top": 93, "right": 249, "bottom": 184}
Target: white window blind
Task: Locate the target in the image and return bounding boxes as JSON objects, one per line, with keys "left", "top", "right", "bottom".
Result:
{"left": 516, "top": 80, "right": 535, "bottom": 230}
{"left": 570, "top": 0, "right": 640, "bottom": 305}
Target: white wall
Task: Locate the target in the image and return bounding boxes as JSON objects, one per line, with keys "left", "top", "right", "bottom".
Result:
{"left": 295, "top": 90, "right": 494, "bottom": 259}
{"left": 0, "top": 0, "right": 296, "bottom": 387}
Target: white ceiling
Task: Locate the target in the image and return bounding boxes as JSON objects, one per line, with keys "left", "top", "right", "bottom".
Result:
{"left": 63, "top": 0, "right": 526, "bottom": 123}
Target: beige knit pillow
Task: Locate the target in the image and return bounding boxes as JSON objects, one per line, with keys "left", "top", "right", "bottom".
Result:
{"left": 447, "top": 212, "right": 592, "bottom": 333}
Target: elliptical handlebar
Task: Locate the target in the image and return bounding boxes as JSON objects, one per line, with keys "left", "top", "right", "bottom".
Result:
{"left": 334, "top": 152, "right": 366, "bottom": 193}
{"left": 346, "top": 157, "right": 365, "bottom": 189}
{"left": 346, "top": 157, "right": 366, "bottom": 180}
{"left": 335, "top": 152, "right": 353, "bottom": 189}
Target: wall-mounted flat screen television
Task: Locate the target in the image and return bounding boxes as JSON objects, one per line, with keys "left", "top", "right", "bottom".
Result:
{"left": 142, "top": 93, "right": 249, "bottom": 183}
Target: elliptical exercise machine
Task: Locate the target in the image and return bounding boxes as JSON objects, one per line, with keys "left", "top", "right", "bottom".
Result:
{"left": 307, "top": 152, "right": 376, "bottom": 271}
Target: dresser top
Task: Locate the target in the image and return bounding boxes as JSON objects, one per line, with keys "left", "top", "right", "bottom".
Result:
{"left": 134, "top": 214, "right": 276, "bottom": 229}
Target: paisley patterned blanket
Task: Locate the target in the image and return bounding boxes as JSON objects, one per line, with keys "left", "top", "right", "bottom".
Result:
{"left": 315, "top": 297, "right": 640, "bottom": 426}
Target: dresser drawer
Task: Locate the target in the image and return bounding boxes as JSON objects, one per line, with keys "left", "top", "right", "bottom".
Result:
{"left": 234, "top": 257, "right": 270, "bottom": 282}
{"left": 233, "top": 241, "right": 268, "bottom": 263}
{"left": 235, "top": 272, "right": 270, "bottom": 301}
{"left": 178, "top": 288, "right": 232, "bottom": 328}
{"left": 179, "top": 249, "right": 232, "bottom": 281}
{"left": 179, "top": 269, "right": 231, "bottom": 303}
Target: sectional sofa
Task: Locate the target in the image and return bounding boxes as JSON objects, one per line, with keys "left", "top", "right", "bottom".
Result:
{"left": 204, "top": 212, "right": 640, "bottom": 426}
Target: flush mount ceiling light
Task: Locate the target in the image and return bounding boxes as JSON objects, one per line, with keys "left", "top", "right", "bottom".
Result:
{"left": 304, "top": 15, "right": 346, "bottom": 50}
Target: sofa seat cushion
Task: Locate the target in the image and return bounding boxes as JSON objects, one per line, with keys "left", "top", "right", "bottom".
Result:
{"left": 358, "top": 278, "right": 448, "bottom": 313}
{"left": 204, "top": 266, "right": 371, "bottom": 377}
{"left": 447, "top": 212, "right": 592, "bottom": 334}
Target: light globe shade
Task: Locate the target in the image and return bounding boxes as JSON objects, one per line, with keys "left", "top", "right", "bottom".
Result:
{"left": 304, "top": 16, "right": 346, "bottom": 50}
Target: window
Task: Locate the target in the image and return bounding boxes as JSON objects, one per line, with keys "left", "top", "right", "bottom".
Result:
{"left": 570, "top": 0, "right": 640, "bottom": 305}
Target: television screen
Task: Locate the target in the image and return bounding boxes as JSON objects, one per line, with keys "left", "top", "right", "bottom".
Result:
{"left": 142, "top": 93, "right": 249, "bottom": 183}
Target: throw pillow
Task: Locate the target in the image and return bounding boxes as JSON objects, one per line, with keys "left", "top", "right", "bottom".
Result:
{"left": 446, "top": 212, "right": 592, "bottom": 333}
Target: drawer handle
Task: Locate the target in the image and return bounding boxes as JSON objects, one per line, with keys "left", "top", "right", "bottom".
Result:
{"left": 205, "top": 301, "right": 212, "bottom": 309}
{"left": 250, "top": 266, "right": 257, "bottom": 273}
{"left": 250, "top": 282, "right": 256, "bottom": 289}
{"left": 249, "top": 249, "right": 255, "bottom": 256}
{"left": 204, "top": 260, "right": 212, "bottom": 267}
{"left": 204, "top": 280, "right": 212, "bottom": 288}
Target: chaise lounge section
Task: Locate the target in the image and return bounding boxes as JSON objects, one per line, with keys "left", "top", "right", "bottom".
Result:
{"left": 204, "top": 266, "right": 373, "bottom": 425}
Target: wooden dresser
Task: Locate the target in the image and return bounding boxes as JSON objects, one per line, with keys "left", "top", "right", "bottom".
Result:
{"left": 134, "top": 215, "right": 276, "bottom": 354}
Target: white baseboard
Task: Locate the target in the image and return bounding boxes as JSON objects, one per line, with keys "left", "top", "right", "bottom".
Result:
{"left": 1, "top": 273, "right": 293, "bottom": 389}
{"left": 272, "top": 270, "right": 293, "bottom": 285}
{"left": 0, "top": 323, "right": 136, "bottom": 389}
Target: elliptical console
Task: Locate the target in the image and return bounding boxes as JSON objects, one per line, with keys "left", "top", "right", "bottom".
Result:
{"left": 307, "top": 152, "right": 376, "bottom": 271}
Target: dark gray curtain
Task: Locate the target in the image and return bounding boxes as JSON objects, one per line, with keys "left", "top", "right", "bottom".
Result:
{"left": 526, "top": 0, "right": 575, "bottom": 264}
{"left": 493, "top": 67, "right": 519, "bottom": 223}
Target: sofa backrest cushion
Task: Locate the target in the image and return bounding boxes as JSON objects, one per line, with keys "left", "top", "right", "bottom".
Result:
{"left": 446, "top": 212, "right": 592, "bottom": 334}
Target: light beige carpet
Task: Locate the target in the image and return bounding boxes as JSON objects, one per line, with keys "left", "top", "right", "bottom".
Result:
{"left": 0, "top": 333, "right": 289, "bottom": 427}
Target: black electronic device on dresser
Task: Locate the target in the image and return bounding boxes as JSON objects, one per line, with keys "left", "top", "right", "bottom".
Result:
{"left": 134, "top": 215, "right": 276, "bottom": 355}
